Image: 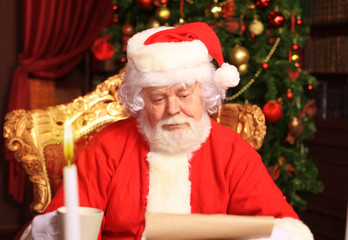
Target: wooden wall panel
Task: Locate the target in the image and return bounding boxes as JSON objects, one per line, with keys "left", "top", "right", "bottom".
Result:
{"left": 300, "top": 119, "right": 348, "bottom": 240}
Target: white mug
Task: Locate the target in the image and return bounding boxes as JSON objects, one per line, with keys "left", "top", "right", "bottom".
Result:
{"left": 57, "top": 206, "right": 104, "bottom": 240}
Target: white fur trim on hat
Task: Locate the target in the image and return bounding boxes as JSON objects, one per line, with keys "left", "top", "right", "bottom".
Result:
{"left": 125, "top": 25, "right": 240, "bottom": 90}
{"left": 214, "top": 63, "right": 240, "bottom": 90}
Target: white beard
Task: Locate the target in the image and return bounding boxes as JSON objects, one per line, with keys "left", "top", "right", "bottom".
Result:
{"left": 137, "top": 111, "right": 211, "bottom": 154}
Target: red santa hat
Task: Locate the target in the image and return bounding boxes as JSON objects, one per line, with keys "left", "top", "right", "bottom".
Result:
{"left": 125, "top": 22, "right": 239, "bottom": 90}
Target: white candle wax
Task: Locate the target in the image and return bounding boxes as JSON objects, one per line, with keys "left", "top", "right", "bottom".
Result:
{"left": 63, "top": 164, "right": 81, "bottom": 240}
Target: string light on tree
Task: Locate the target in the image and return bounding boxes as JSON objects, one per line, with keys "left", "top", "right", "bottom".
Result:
{"left": 112, "top": 0, "right": 120, "bottom": 23}
{"left": 148, "top": 18, "right": 161, "bottom": 28}
{"left": 205, "top": 0, "right": 222, "bottom": 19}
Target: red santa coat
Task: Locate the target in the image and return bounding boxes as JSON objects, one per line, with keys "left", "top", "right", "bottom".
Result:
{"left": 46, "top": 117, "right": 298, "bottom": 240}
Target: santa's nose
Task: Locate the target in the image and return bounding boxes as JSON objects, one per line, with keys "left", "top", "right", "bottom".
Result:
{"left": 166, "top": 97, "right": 181, "bottom": 116}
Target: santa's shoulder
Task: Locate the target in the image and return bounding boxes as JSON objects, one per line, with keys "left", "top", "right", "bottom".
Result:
{"left": 87, "top": 117, "right": 139, "bottom": 146}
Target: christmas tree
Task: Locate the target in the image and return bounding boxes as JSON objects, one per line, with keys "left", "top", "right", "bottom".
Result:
{"left": 93, "top": 0, "right": 322, "bottom": 210}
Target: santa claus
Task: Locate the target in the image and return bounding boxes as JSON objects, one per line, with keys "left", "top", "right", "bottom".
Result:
{"left": 21, "top": 22, "right": 313, "bottom": 240}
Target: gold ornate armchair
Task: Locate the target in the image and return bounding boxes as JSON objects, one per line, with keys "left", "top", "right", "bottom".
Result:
{"left": 3, "top": 70, "right": 128, "bottom": 214}
{"left": 3, "top": 69, "right": 266, "bottom": 215}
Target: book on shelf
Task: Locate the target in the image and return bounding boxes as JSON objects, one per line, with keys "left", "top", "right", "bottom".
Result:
{"left": 326, "top": 83, "right": 344, "bottom": 120}
{"left": 312, "top": 0, "right": 348, "bottom": 24}
{"left": 304, "top": 35, "right": 348, "bottom": 74}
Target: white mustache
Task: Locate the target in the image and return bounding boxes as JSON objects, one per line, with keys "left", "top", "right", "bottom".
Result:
{"left": 158, "top": 116, "right": 192, "bottom": 127}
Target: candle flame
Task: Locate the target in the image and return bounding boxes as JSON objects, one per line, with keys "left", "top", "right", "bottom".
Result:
{"left": 64, "top": 118, "right": 74, "bottom": 166}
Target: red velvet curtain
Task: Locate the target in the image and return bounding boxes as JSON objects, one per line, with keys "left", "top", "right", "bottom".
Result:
{"left": 7, "top": 0, "right": 113, "bottom": 204}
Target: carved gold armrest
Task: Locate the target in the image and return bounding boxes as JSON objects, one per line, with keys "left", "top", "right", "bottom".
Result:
{"left": 4, "top": 109, "right": 50, "bottom": 214}
{"left": 215, "top": 103, "right": 267, "bottom": 150}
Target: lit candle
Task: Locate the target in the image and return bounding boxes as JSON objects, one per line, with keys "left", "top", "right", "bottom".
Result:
{"left": 63, "top": 118, "right": 80, "bottom": 240}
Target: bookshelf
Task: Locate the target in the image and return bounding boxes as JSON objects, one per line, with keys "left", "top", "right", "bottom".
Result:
{"left": 300, "top": 1, "right": 348, "bottom": 239}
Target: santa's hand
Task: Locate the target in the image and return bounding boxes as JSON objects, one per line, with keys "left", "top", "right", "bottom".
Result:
{"left": 249, "top": 226, "right": 290, "bottom": 240}
{"left": 31, "top": 211, "right": 60, "bottom": 240}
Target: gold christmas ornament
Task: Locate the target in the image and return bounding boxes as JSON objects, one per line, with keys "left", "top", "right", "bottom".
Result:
{"left": 229, "top": 45, "right": 250, "bottom": 66}
{"left": 155, "top": 5, "right": 171, "bottom": 23}
{"left": 238, "top": 63, "right": 249, "bottom": 75}
{"left": 249, "top": 19, "right": 264, "bottom": 35}
{"left": 290, "top": 117, "right": 300, "bottom": 128}
{"left": 205, "top": 2, "right": 222, "bottom": 19}
{"left": 148, "top": 18, "right": 161, "bottom": 28}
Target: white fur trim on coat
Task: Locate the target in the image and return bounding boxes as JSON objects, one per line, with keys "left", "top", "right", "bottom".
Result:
{"left": 146, "top": 152, "right": 192, "bottom": 214}
{"left": 275, "top": 217, "right": 314, "bottom": 240}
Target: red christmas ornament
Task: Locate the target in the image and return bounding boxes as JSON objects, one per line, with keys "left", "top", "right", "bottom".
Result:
{"left": 262, "top": 62, "right": 269, "bottom": 69}
{"left": 286, "top": 90, "right": 293, "bottom": 99}
{"left": 136, "top": 0, "right": 154, "bottom": 11}
{"left": 268, "top": 11, "right": 285, "bottom": 28}
{"left": 269, "top": 37, "right": 276, "bottom": 44}
{"left": 255, "top": 0, "right": 272, "bottom": 9}
{"left": 222, "top": 0, "right": 236, "bottom": 19}
{"left": 296, "top": 18, "right": 302, "bottom": 25}
{"left": 92, "top": 36, "right": 115, "bottom": 61}
{"left": 153, "top": 0, "right": 168, "bottom": 7}
{"left": 262, "top": 100, "right": 283, "bottom": 123}
{"left": 113, "top": 13, "right": 121, "bottom": 23}
{"left": 285, "top": 117, "right": 304, "bottom": 144}
{"left": 122, "top": 24, "right": 135, "bottom": 37}
{"left": 292, "top": 44, "right": 299, "bottom": 50}
{"left": 308, "top": 85, "right": 313, "bottom": 90}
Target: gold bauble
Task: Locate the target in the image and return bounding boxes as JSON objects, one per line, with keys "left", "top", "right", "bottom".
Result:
{"left": 238, "top": 63, "right": 249, "bottom": 75}
{"left": 229, "top": 45, "right": 250, "bottom": 66}
{"left": 249, "top": 19, "right": 264, "bottom": 35}
{"left": 205, "top": 2, "right": 222, "bottom": 19}
{"left": 148, "top": 18, "right": 161, "bottom": 28}
{"left": 291, "top": 117, "right": 300, "bottom": 128}
{"left": 155, "top": 6, "right": 171, "bottom": 23}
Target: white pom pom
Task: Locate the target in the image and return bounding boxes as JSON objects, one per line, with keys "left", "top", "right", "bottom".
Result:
{"left": 214, "top": 63, "right": 240, "bottom": 90}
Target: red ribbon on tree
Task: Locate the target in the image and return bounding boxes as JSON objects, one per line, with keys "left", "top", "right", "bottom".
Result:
{"left": 267, "top": 157, "right": 298, "bottom": 181}
{"left": 208, "top": 19, "right": 244, "bottom": 35}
